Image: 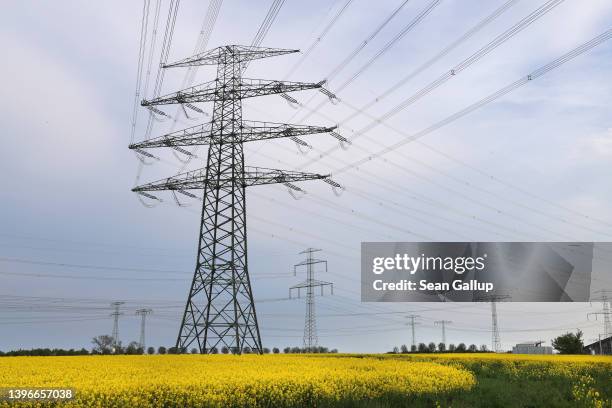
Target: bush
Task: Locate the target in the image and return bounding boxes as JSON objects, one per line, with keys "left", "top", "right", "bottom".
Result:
{"left": 552, "top": 330, "right": 584, "bottom": 354}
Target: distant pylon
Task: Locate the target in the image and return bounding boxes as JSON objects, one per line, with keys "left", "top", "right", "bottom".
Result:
{"left": 405, "top": 314, "right": 420, "bottom": 349}
{"left": 604, "top": 296, "right": 612, "bottom": 338}
{"left": 475, "top": 293, "right": 510, "bottom": 352}
{"left": 290, "top": 248, "right": 333, "bottom": 350}
{"left": 110, "top": 301, "right": 125, "bottom": 349}
{"left": 491, "top": 301, "right": 500, "bottom": 352}
{"left": 136, "top": 308, "right": 153, "bottom": 350}
{"left": 588, "top": 290, "right": 612, "bottom": 340}
{"left": 434, "top": 320, "right": 452, "bottom": 346}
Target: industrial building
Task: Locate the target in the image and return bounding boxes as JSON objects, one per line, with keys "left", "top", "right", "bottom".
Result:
{"left": 584, "top": 336, "right": 612, "bottom": 355}
{"left": 512, "top": 342, "right": 553, "bottom": 355}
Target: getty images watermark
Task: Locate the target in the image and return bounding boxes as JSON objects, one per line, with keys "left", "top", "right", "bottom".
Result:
{"left": 361, "top": 242, "right": 608, "bottom": 302}
{"left": 371, "top": 252, "right": 493, "bottom": 293}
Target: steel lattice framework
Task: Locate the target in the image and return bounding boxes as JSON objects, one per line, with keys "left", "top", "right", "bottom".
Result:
{"left": 131, "top": 45, "right": 337, "bottom": 354}
{"left": 289, "top": 248, "right": 333, "bottom": 350}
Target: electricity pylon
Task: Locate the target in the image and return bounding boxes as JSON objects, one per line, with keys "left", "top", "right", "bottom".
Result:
{"left": 110, "top": 301, "right": 124, "bottom": 349}
{"left": 588, "top": 290, "right": 612, "bottom": 339}
{"left": 135, "top": 308, "right": 153, "bottom": 350}
{"left": 131, "top": 45, "right": 338, "bottom": 354}
{"left": 475, "top": 293, "right": 510, "bottom": 352}
{"left": 405, "top": 314, "right": 420, "bottom": 349}
{"left": 289, "top": 248, "right": 333, "bottom": 350}
{"left": 434, "top": 320, "right": 452, "bottom": 346}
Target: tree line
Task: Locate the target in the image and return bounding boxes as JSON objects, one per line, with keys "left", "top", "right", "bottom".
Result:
{"left": 0, "top": 334, "right": 338, "bottom": 356}
{"left": 390, "top": 342, "right": 490, "bottom": 354}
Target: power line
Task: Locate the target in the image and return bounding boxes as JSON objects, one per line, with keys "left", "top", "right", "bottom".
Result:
{"left": 130, "top": 0, "right": 152, "bottom": 144}
{"left": 293, "top": 0, "right": 444, "bottom": 124}
{"left": 283, "top": 0, "right": 354, "bottom": 79}
{"left": 329, "top": 29, "right": 612, "bottom": 177}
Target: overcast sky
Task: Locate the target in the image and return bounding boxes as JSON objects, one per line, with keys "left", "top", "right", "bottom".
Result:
{"left": 1, "top": 0, "right": 611, "bottom": 353}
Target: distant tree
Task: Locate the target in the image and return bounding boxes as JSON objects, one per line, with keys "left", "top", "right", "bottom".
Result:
{"left": 428, "top": 342, "right": 436, "bottom": 353}
{"left": 448, "top": 343, "right": 456, "bottom": 352}
{"left": 91, "top": 335, "right": 114, "bottom": 354}
{"left": 468, "top": 344, "right": 478, "bottom": 352}
{"left": 242, "top": 347, "right": 251, "bottom": 354}
{"left": 438, "top": 343, "right": 446, "bottom": 353}
{"left": 290, "top": 347, "right": 301, "bottom": 354}
{"left": 400, "top": 344, "right": 409, "bottom": 353}
{"left": 211, "top": 347, "right": 218, "bottom": 354}
{"left": 221, "top": 346, "right": 229, "bottom": 354}
{"left": 190, "top": 348, "right": 198, "bottom": 354}
{"left": 392, "top": 346, "right": 399, "bottom": 354}
{"left": 147, "top": 346, "right": 155, "bottom": 355}
{"left": 273, "top": 347, "right": 280, "bottom": 354}
{"left": 262, "top": 347, "right": 270, "bottom": 354}
{"left": 480, "top": 344, "right": 488, "bottom": 352}
{"left": 283, "top": 347, "right": 291, "bottom": 354}
{"left": 410, "top": 345, "right": 417, "bottom": 352}
{"left": 418, "top": 343, "right": 427, "bottom": 353}
{"left": 0, "top": 348, "right": 90, "bottom": 357}
{"left": 330, "top": 349, "right": 338, "bottom": 353}
{"left": 552, "top": 330, "right": 584, "bottom": 354}
{"left": 125, "top": 341, "right": 141, "bottom": 355}
{"left": 158, "top": 346, "right": 167, "bottom": 355}
{"left": 456, "top": 343, "right": 466, "bottom": 352}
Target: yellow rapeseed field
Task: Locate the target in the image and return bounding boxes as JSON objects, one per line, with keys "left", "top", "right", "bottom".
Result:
{"left": 0, "top": 355, "right": 475, "bottom": 407}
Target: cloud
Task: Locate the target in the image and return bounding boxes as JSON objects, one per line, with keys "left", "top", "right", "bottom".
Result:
{"left": 0, "top": 28, "right": 120, "bottom": 187}
{"left": 579, "top": 128, "right": 612, "bottom": 159}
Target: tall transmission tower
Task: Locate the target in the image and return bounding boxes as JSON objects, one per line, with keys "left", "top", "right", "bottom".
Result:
{"left": 110, "top": 301, "right": 125, "bottom": 349}
{"left": 476, "top": 294, "right": 510, "bottom": 352}
{"left": 434, "top": 320, "right": 452, "bottom": 347}
{"left": 289, "top": 248, "right": 333, "bottom": 350}
{"left": 405, "top": 314, "right": 420, "bottom": 349}
{"left": 136, "top": 308, "right": 153, "bottom": 350}
{"left": 588, "top": 290, "right": 612, "bottom": 339}
{"left": 130, "top": 45, "right": 340, "bottom": 354}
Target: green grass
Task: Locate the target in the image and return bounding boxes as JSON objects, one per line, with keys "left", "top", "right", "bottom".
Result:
{"left": 313, "top": 353, "right": 612, "bottom": 408}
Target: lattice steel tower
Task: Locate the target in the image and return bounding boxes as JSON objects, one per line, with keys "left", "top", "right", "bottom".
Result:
{"left": 136, "top": 308, "right": 153, "bottom": 350}
{"left": 110, "top": 301, "right": 124, "bottom": 349}
{"left": 434, "top": 320, "right": 452, "bottom": 347}
{"left": 130, "top": 46, "right": 338, "bottom": 354}
{"left": 289, "top": 248, "right": 333, "bottom": 350}
{"left": 405, "top": 314, "right": 420, "bottom": 349}
{"left": 476, "top": 293, "right": 510, "bottom": 352}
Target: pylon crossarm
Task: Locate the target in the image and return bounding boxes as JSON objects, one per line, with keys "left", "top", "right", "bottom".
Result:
{"left": 132, "top": 167, "right": 328, "bottom": 192}
{"left": 129, "top": 121, "right": 337, "bottom": 150}
{"left": 240, "top": 121, "right": 336, "bottom": 141}
{"left": 290, "top": 280, "right": 333, "bottom": 290}
{"left": 163, "top": 45, "right": 299, "bottom": 68}
{"left": 142, "top": 78, "right": 324, "bottom": 106}
{"left": 294, "top": 259, "right": 327, "bottom": 268}
{"left": 132, "top": 168, "right": 207, "bottom": 192}
{"left": 129, "top": 123, "right": 214, "bottom": 149}
{"left": 242, "top": 167, "right": 328, "bottom": 187}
